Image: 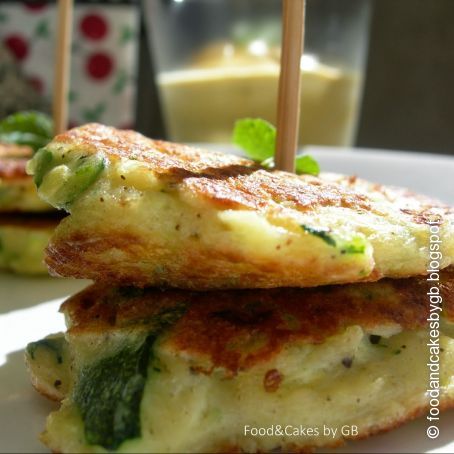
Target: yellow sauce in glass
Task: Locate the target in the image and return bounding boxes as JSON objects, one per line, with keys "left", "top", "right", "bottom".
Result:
{"left": 157, "top": 45, "right": 361, "bottom": 146}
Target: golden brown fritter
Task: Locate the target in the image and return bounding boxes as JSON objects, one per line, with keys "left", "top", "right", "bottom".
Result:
{"left": 0, "top": 143, "right": 58, "bottom": 272}
{"left": 0, "top": 143, "right": 52, "bottom": 212}
{"left": 0, "top": 142, "right": 32, "bottom": 158}
{"left": 0, "top": 213, "right": 62, "bottom": 274}
{"left": 62, "top": 268, "right": 454, "bottom": 373}
{"left": 40, "top": 124, "right": 450, "bottom": 218}
{"left": 29, "top": 271, "right": 454, "bottom": 453}
{"left": 0, "top": 143, "right": 32, "bottom": 181}
{"left": 28, "top": 124, "right": 454, "bottom": 288}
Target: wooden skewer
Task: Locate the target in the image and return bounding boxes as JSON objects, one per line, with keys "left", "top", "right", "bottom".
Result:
{"left": 53, "top": 0, "right": 74, "bottom": 135}
{"left": 275, "top": 0, "right": 306, "bottom": 173}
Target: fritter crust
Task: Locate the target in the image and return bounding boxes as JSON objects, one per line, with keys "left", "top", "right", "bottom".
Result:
{"left": 62, "top": 268, "right": 454, "bottom": 373}
{"left": 52, "top": 124, "right": 451, "bottom": 218}
{"left": 35, "top": 124, "right": 454, "bottom": 288}
{"left": 33, "top": 271, "right": 454, "bottom": 453}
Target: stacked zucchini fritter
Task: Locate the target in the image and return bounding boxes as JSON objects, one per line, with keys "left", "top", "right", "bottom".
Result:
{"left": 27, "top": 124, "right": 454, "bottom": 288}
{"left": 0, "top": 143, "right": 61, "bottom": 274}
{"left": 25, "top": 125, "right": 454, "bottom": 452}
{"left": 0, "top": 111, "right": 61, "bottom": 274}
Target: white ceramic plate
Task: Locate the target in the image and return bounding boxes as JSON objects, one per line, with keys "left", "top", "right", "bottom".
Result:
{"left": 0, "top": 147, "right": 453, "bottom": 453}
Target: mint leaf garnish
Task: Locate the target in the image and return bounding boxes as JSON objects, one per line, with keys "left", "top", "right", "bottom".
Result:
{"left": 233, "top": 117, "right": 320, "bottom": 175}
{"left": 295, "top": 154, "right": 320, "bottom": 176}
{"left": 233, "top": 118, "right": 275, "bottom": 161}
{"left": 0, "top": 111, "right": 53, "bottom": 152}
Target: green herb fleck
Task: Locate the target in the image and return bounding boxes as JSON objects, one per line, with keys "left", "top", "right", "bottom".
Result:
{"left": 118, "top": 287, "right": 145, "bottom": 299}
{"left": 55, "top": 155, "right": 106, "bottom": 210}
{"left": 32, "top": 148, "right": 54, "bottom": 187}
{"left": 74, "top": 303, "right": 187, "bottom": 450}
{"left": 301, "top": 225, "right": 336, "bottom": 247}
{"left": 369, "top": 334, "right": 381, "bottom": 345}
{"left": 26, "top": 337, "right": 65, "bottom": 364}
{"left": 74, "top": 337, "right": 154, "bottom": 450}
{"left": 340, "top": 237, "right": 366, "bottom": 254}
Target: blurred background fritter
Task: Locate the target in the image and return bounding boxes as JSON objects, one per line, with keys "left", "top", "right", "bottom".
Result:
{"left": 0, "top": 111, "right": 61, "bottom": 274}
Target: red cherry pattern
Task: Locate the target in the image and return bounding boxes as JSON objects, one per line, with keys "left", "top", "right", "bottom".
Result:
{"left": 28, "top": 75, "right": 45, "bottom": 94}
{"left": 5, "top": 7, "right": 127, "bottom": 126}
{"left": 80, "top": 13, "right": 108, "bottom": 41}
{"left": 4, "top": 34, "right": 29, "bottom": 61}
{"left": 86, "top": 52, "right": 114, "bottom": 80}
{"left": 24, "top": 2, "right": 48, "bottom": 12}
{"left": 79, "top": 12, "right": 114, "bottom": 81}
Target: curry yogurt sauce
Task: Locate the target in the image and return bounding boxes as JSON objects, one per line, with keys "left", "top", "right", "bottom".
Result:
{"left": 157, "top": 43, "right": 361, "bottom": 145}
